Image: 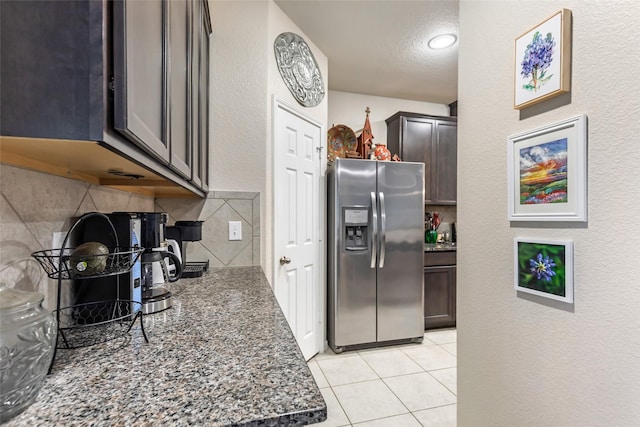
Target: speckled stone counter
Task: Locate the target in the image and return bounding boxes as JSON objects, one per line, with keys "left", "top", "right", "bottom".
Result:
{"left": 424, "top": 242, "right": 457, "bottom": 252}
{"left": 6, "top": 267, "right": 327, "bottom": 426}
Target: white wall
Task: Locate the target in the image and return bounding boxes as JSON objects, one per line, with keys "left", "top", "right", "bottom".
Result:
{"left": 457, "top": 2, "right": 640, "bottom": 425}
{"left": 328, "top": 90, "right": 449, "bottom": 152}
{"left": 210, "top": 1, "right": 268, "bottom": 190}
{"left": 266, "top": 1, "right": 328, "bottom": 284}
{"left": 209, "top": 0, "right": 328, "bottom": 282}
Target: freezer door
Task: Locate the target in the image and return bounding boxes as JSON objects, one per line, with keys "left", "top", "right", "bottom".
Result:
{"left": 327, "top": 159, "right": 378, "bottom": 349}
{"left": 376, "top": 161, "right": 425, "bottom": 342}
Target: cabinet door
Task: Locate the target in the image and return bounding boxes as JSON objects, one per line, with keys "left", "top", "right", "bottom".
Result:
{"left": 189, "top": 0, "right": 210, "bottom": 190}
{"left": 168, "top": 0, "right": 191, "bottom": 178}
{"left": 198, "top": 3, "right": 210, "bottom": 191}
{"left": 0, "top": 0, "right": 101, "bottom": 141}
{"left": 433, "top": 121, "right": 457, "bottom": 204}
{"left": 403, "top": 117, "right": 435, "bottom": 204}
{"left": 424, "top": 265, "right": 456, "bottom": 329}
{"left": 190, "top": 0, "right": 202, "bottom": 188}
{"left": 113, "top": 0, "right": 169, "bottom": 163}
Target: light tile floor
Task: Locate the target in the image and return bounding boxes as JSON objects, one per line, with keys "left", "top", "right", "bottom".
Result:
{"left": 308, "top": 328, "right": 457, "bottom": 427}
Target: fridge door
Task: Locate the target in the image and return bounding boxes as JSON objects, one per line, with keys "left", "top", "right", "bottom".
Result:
{"left": 328, "top": 158, "right": 378, "bottom": 349}
{"left": 376, "top": 161, "right": 425, "bottom": 342}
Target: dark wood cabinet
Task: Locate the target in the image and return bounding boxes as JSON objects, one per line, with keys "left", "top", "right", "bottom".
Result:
{"left": 168, "top": 0, "right": 192, "bottom": 177}
{"left": 113, "top": 0, "right": 168, "bottom": 162}
{"left": 0, "top": 1, "right": 103, "bottom": 142}
{"left": 0, "top": 0, "right": 211, "bottom": 196}
{"left": 386, "top": 112, "right": 458, "bottom": 205}
{"left": 190, "top": 0, "right": 211, "bottom": 190}
{"left": 423, "top": 251, "right": 456, "bottom": 329}
{"left": 114, "top": 0, "right": 210, "bottom": 183}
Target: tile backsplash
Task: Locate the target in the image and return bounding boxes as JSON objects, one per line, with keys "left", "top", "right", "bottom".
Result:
{"left": 0, "top": 165, "right": 261, "bottom": 310}
{"left": 0, "top": 165, "right": 154, "bottom": 309}
{"left": 156, "top": 191, "right": 260, "bottom": 269}
{"left": 425, "top": 205, "right": 457, "bottom": 235}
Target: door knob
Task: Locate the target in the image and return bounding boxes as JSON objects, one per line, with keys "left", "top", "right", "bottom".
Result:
{"left": 279, "top": 256, "right": 291, "bottom": 265}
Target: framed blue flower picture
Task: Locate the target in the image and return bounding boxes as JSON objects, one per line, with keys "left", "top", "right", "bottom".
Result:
{"left": 514, "top": 237, "right": 574, "bottom": 303}
{"left": 514, "top": 9, "right": 572, "bottom": 109}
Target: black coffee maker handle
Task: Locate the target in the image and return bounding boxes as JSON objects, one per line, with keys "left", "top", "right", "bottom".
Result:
{"left": 163, "top": 251, "right": 183, "bottom": 282}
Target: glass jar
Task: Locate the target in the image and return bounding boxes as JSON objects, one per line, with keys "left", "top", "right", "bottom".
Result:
{"left": 0, "top": 284, "right": 57, "bottom": 423}
{"left": 425, "top": 229, "right": 438, "bottom": 244}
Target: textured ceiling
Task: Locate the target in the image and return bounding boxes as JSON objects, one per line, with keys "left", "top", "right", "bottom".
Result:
{"left": 274, "top": 0, "right": 459, "bottom": 104}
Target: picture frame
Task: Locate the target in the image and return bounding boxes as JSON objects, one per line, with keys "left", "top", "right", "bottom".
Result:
{"left": 514, "top": 9, "right": 572, "bottom": 110}
{"left": 507, "top": 114, "right": 587, "bottom": 222}
{"left": 514, "top": 237, "right": 573, "bottom": 303}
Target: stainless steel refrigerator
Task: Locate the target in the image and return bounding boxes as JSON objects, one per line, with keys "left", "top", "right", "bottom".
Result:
{"left": 327, "top": 158, "right": 425, "bottom": 352}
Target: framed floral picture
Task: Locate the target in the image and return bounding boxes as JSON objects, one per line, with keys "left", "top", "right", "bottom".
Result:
{"left": 507, "top": 114, "right": 587, "bottom": 222}
{"left": 514, "top": 238, "right": 573, "bottom": 303}
{"left": 514, "top": 9, "right": 572, "bottom": 109}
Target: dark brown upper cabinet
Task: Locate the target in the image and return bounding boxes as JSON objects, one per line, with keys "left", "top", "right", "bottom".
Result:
{"left": 113, "top": 0, "right": 211, "bottom": 184}
{"left": 386, "top": 112, "right": 458, "bottom": 205}
{"left": 0, "top": 0, "right": 211, "bottom": 197}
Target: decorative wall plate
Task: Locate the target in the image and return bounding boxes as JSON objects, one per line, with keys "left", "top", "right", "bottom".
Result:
{"left": 274, "top": 32, "right": 325, "bottom": 107}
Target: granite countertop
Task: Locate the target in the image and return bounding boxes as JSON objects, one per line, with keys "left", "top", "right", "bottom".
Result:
{"left": 424, "top": 242, "right": 457, "bottom": 252}
{"left": 7, "top": 267, "right": 326, "bottom": 426}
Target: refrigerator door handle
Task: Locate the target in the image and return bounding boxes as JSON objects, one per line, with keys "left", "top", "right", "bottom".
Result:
{"left": 378, "top": 191, "right": 386, "bottom": 268}
{"left": 370, "top": 192, "right": 377, "bottom": 269}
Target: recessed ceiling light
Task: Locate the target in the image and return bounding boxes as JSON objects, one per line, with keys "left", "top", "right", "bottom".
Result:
{"left": 428, "top": 34, "right": 457, "bottom": 50}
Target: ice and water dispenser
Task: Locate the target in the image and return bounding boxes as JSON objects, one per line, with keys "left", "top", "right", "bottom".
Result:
{"left": 343, "top": 207, "right": 369, "bottom": 251}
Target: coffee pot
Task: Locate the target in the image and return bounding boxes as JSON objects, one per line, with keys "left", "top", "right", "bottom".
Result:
{"left": 140, "top": 251, "right": 182, "bottom": 314}
{"left": 162, "top": 239, "right": 182, "bottom": 279}
{"left": 137, "top": 212, "right": 183, "bottom": 314}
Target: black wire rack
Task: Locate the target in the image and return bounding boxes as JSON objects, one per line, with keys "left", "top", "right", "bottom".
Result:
{"left": 55, "top": 300, "right": 146, "bottom": 349}
{"left": 32, "top": 247, "right": 142, "bottom": 280}
{"left": 31, "top": 212, "right": 149, "bottom": 371}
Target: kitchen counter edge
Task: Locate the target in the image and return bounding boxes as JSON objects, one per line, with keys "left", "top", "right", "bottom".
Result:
{"left": 424, "top": 243, "right": 457, "bottom": 252}
{"left": 6, "top": 266, "right": 327, "bottom": 427}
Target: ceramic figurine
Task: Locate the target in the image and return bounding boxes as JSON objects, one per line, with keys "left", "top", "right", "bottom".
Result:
{"left": 357, "top": 107, "right": 374, "bottom": 159}
{"left": 374, "top": 144, "right": 391, "bottom": 161}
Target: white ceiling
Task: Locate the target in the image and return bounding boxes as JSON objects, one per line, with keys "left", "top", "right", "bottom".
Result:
{"left": 274, "top": 0, "right": 459, "bottom": 105}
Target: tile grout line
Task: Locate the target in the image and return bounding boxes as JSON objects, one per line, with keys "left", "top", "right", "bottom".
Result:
{"left": 311, "top": 333, "right": 457, "bottom": 426}
{"left": 425, "top": 347, "right": 457, "bottom": 397}
{"left": 315, "top": 360, "right": 355, "bottom": 426}
{"left": 359, "top": 351, "right": 413, "bottom": 417}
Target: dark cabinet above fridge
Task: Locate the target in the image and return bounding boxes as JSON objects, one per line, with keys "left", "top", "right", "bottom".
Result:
{"left": 386, "top": 112, "right": 457, "bottom": 205}
{"left": 0, "top": 0, "right": 211, "bottom": 197}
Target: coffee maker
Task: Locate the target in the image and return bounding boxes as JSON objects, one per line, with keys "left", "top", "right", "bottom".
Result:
{"left": 137, "top": 212, "right": 182, "bottom": 314}
{"left": 70, "top": 212, "right": 142, "bottom": 315}
{"left": 166, "top": 220, "right": 209, "bottom": 278}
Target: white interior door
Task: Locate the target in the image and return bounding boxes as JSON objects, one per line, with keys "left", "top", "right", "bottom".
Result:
{"left": 273, "top": 99, "right": 323, "bottom": 361}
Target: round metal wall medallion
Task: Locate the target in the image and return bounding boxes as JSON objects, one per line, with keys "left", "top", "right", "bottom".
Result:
{"left": 274, "top": 32, "right": 325, "bottom": 108}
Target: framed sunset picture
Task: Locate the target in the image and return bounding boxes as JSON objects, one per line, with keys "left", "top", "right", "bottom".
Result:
{"left": 508, "top": 114, "right": 587, "bottom": 221}
{"left": 514, "top": 237, "right": 573, "bottom": 303}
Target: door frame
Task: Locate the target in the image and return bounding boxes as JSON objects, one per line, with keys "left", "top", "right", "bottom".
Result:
{"left": 271, "top": 96, "right": 326, "bottom": 358}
